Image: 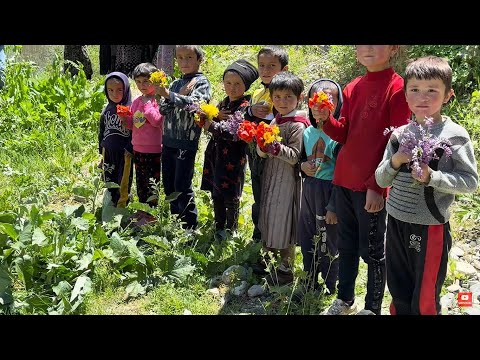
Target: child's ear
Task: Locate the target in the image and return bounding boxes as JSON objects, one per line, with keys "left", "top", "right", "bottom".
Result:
{"left": 444, "top": 88, "right": 455, "bottom": 104}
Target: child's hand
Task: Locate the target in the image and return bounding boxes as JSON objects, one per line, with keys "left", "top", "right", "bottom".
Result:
{"left": 180, "top": 78, "right": 197, "bottom": 95}
{"left": 256, "top": 144, "right": 267, "bottom": 158}
{"left": 364, "top": 189, "right": 384, "bottom": 213}
{"left": 311, "top": 104, "right": 330, "bottom": 124}
{"left": 301, "top": 161, "right": 317, "bottom": 177}
{"left": 204, "top": 119, "right": 213, "bottom": 130}
{"left": 252, "top": 102, "right": 270, "bottom": 118}
{"left": 325, "top": 210, "right": 337, "bottom": 225}
{"left": 391, "top": 151, "right": 411, "bottom": 170}
{"left": 411, "top": 163, "right": 432, "bottom": 184}
{"left": 217, "top": 109, "right": 231, "bottom": 121}
{"left": 155, "top": 85, "right": 169, "bottom": 98}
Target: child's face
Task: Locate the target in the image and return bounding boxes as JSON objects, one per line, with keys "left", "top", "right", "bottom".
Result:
{"left": 106, "top": 78, "right": 124, "bottom": 104}
{"left": 355, "top": 45, "right": 397, "bottom": 72}
{"left": 134, "top": 76, "right": 155, "bottom": 96}
{"left": 175, "top": 48, "right": 201, "bottom": 75}
{"left": 311, "top": 88, "right": 339, "bottom": 124}
{"left": 223, "top": 71, "right": 246, "bottom": 101}
{"left": 405, "top": 77, "right": 453, "bottom": 122}
{"left": 272, "top": 89, "right": 300, "bottom": 116}
{"left": 258, "top": 53, "right": 285, "bottom": 85}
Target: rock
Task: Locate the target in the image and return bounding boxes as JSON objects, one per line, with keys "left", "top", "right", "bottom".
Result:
{"left": 463, "top": 306, "right": 480, "bottom": 315}
{"left": 207, "top": 276, "right": 222, "bottom": 289}
{"left": 183, "top": 309, "right": 192, "bottom": 315}
{"left": 247, "top": 284, "right": 265, "bottom": 298}
{"left": 455, "top": 261, "right": 477, "bottom": 276}
{"left": 440, "top": 293, "right": 455, "bottom": 309}
{"left": 231, "top": 281, "right": 249, "bottom": 296}
{"left": 451, "top": 246, "right": 465, "bottom": 257}
{"left": 206, "top": 288, "right": 220, "bottom": 297}
{"left": 447, "top": 283, "right": 461, "bottom": 292}
{"left": 473, "top": 260, "right": 480, "bottom": 270}
{"left": 222, "top": 265, "right": 247, "bottom": 285}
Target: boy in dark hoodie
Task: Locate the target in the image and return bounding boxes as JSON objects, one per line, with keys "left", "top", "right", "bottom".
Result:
{"left": 157, "top": 45, "right": 211, "bottom": 229}
{"left": 98, "top": 71, "right": 133, "bottom": 208}
{"left": 297, "top": 78, "right": 343, "bottom": 295}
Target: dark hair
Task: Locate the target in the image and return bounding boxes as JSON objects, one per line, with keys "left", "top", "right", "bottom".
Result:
{"left": 404, "top": 56, "right": 452, "bottom": 95}
{"left": 132, "top": 62, "right": 158, "bottom": 79}
{"left": 269, "top": 71, "right": 304, "bottom": 98}
{"left": 258, "top": 46, "right": 289, "bottom": 69}
{"left": 175, "top": 45, "right": 205, "bottom": 62}
{"left": 309, "top": 80, "right": 338, "bottom": 98}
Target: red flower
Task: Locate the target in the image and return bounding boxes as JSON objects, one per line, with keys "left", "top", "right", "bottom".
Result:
{"left": 117, "top": 105, "right": 132, "bottom": 117}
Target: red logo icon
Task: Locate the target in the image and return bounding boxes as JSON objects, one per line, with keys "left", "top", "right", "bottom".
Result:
{"left": 457, "top": 292, "right": 473, "bottom": 307}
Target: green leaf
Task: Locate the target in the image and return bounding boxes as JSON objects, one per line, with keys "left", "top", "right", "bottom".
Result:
{"left": 76, "top": 253, "right": 93, "bottom": 271}
{"left": 0, "top": 266, "right": 13, "bottom": 306}
{"left": 0, "top": 223, "right": 18, "bottom": 240}
{"left": 169, "top": 255, "right": 195, "bottom": 283}
{"left": 72, "top": 186, "right": 93, "bottom": 198}
{"left": 125, "top": 280, "right": 146, "bottom": 299}
{"left": 52, "top": 280, "right": 72, "bottom": 297}
{"left": 70, "top": 275, "right": 92, "bottom": 303}
{"left": 141, "top": 235, "right": 170, "bottom": 250}
{"left": 0, "top": 213, "right": 16, "bottom": 224}
{"left": 165, "top": 192, "right": 182, "bottom": 203}
{"left": 71, "top": 217, "right": 89, "bottom": 231}
{"left": 18, "top": 224, "right": 33, "bottom": 244}
{"left": 110, "top": 232, "right": 128, "bottom": 258}
{"left": 93, "top": 225, "right": 109, "bottom": 247}
{"left": 64, "top": 204, "right": 85, "bottom": 217}
{"left": 32, "top": 228, "right": 47, "bottom": 246}
{"left": 104, "top": 182, "right": 120, "bottom": 189}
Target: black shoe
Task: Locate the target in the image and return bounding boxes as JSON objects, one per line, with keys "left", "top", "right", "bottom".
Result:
{"left": 265, "top": 268, "right": 294, "bottom": 286}
{"left": 251, "top": 261, "right": 268, "bottom": 275}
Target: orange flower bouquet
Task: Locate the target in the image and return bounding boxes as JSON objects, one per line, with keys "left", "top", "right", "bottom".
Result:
{"left": 308, "top": 91, "right": 334, "bottom": 111}
{"left": 256, "top": 121, "right": 282, "bottom": 156}
{"left": 116, "top": 105, "right": 132, "bottom": 117}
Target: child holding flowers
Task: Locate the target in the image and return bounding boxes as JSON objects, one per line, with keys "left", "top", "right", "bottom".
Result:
{"left": 244, "top": 46, "right": 289, "bottom": 243}
{"left": 200, "top": 59, "right": 259, "bottom": 240}
{"left": 120, "top": 63, "right": 164, "bottom": 217}
{"left": 256, "top": 71, "right": 311, "bottom": 286}
{"left": 98, "top": 71, "right": 133, "bottom": 209}
{"left": 322, "top": 45, "right": 411, "bottom": 315}
{"left": 375, "top": 56, "right": 478, "bottom": 315}
{"left": 156, "top": 45, "right": 211, "bottom": 230}
{"left": 297, "top": 78, "right": 343, "bottom": 295}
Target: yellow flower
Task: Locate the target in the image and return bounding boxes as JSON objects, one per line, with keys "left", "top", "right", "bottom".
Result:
{"left": 149, "top": 71, "right": 169, "bottom": 86}
{"left": 271, "top": 125, "right": 280, "bottom": 136}
{"left": 263, "top": 132, "right": 275, "bottom": 144}
{"left": 200, "top": 103, "right": 219, "bottom": 120}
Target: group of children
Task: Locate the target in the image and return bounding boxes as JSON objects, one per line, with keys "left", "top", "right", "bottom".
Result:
{"left": 98, "top": 45, "right": 478, "bottom": 315}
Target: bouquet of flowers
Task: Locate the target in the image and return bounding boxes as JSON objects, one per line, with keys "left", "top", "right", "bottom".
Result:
{"left": 256, "top": 121, "right": 282, "bottom": 156}
{"left": 116, "top": 105, "right": 132, "bottom": 117}
{"left": 384, "top": 117, "right": 452, "bottom": 178}
{"left": 237, "top": 120, "right": 257, "bottom": 144}
{"left": 219, "top": 110, "right": 244, "bottom": 140}
{"left": 149, "top": 70, "right": 170, "bottom": 87}
{"left": 185, "top": 102, "right": 219, "bottom": 128}
{"left": 308, "top": 90, "right": 335, "bottom": 111}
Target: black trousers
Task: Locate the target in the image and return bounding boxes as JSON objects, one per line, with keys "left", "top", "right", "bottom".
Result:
{"left": 247, "top": 147, "right": 265, "bottom": 241}
{"left": 336, "top": 186, "right": 387, "bottom": 314}
{"left": 386, "top": 215, "right": 451, "bottom": 315}
{"left": 102, "top": 148, "right": 133, "bottom": 208}
{"left": 297, "top": 177, "right": 338, "bottom": 292}
{"left": 161, "top": 145, "right": 198, "bottom": 229}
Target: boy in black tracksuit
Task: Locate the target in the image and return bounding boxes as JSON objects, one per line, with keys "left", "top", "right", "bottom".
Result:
{"left": 157, "top": 45, "right": 211, "bottom": 229}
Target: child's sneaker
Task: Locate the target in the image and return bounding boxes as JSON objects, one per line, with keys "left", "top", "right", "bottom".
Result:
{"left": 356, "top": 309, "right": 376, "bottom": 315}
{"left": 322, "top": 298, "right": 358, "bottom": 315}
